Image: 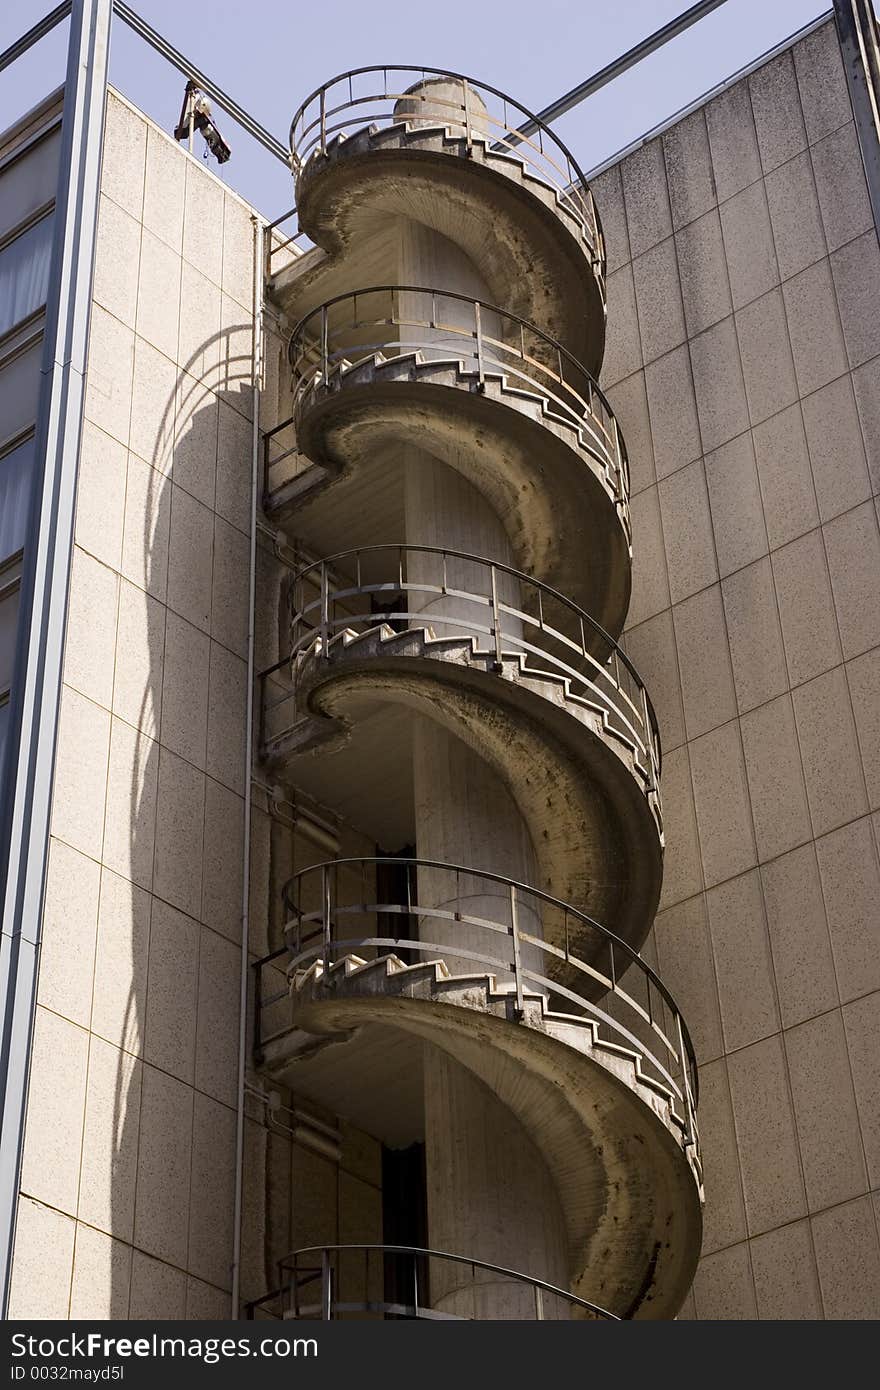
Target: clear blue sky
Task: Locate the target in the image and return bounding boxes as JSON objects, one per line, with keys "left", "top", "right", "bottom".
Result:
{"left": 1, "top": 1, "right": 844, "bottom": 218}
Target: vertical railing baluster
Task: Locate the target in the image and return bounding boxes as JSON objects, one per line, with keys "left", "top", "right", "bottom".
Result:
{"left": 321, "top": 305, "right": 329, "bottom": 387}
{"left": 322, "top": 863, "right": 331, "bottom": 977}
{"left": 611, "top": 412, "right": 622, "bottom": 493}
{"left": 322, "top": 1250, "right": 332, "bottom": 1319}
{"left": 319, "top": 87, "right": 327, "bottom": 155}
{"left": 534, "top": 1284, "right": 544, "bottom": 1320}
{"left": 316, "top": 561, "right": 328, "bottom": 653}
{"left": 474, "top": 300, "right": 485, "bottom": 387}
{"left": 463, "top": 77, "right": 472, "bottom": 149}
{"left": 677, "top": 1011, "right": 696, "bottom": 1150}
{"left": 510, "top": 883, "right": 524, "bottom": 1018}
{"left": 413, "top": 1254, "right": 420, "bottom": 1318}
{"left": 490, "top": 564, "right": 503, "bottom": 671}
{"left": 640, "top": 681, "right": 655, "bottom": 790}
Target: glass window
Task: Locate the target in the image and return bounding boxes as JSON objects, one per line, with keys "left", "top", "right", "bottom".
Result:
{"left": 0, "top": 570, "right": 21, "bottom": 793}
{"left": 0, "top": 575, "right": 21, "bottom": 693}
{"left": 0, "top": 213, "right": 53, "bottom": 339}
{"left": 0, "top": 695, "right": 8, "bottom": 767}
{"left": 0, "top": 437, "right": 34, "bottom": 564}
{"left": 0, "top": 126, "right": 61, "bottom": 242}
{"left": 0, "top": 694, "right": 9, "bottom": 797}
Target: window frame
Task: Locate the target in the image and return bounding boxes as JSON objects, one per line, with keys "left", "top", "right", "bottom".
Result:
{"left": 0, "top": 203, "right": 55, "bottom": 351}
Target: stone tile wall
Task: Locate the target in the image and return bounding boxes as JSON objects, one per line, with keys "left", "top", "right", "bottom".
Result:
{"left": 594, "top": 19, "right": 880, "bottom": 1318}
{"left": 9, "top": 90, "right": 256, "bottom": 1319}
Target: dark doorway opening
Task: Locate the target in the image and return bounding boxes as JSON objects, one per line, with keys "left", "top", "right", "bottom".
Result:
{"left": 382, "top": 1142, "right": 429, "bottom": 1316}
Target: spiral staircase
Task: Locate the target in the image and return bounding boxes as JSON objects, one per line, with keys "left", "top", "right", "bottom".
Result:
{"left": 256, "top": 66, "right": 703, "bottom": 1322}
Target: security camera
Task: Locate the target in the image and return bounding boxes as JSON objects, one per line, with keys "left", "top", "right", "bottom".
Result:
{"left": 174, "top": 80, "right": 231, "bottom": 164}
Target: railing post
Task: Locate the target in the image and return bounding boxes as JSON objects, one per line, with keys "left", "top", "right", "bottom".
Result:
{"left": 319, "top": 87, "right": 327, "bottom": 156}
{"left": 611, "top": 412, "right": 622, "bottom": 491}
{"left": 510, "top": 884, "right": 524, "bottom": 1019}
{"left": 321, "top": 1249, "right": 332, "bottom": 1319}
{"left": 320, "top": 561, "right": 330, "bottom": 655}
{"left": 640, "top": 681, "right": 656, "bottom": 791}
{"left": 490, "top": 564, "right": 503, "bottom": 672}
{"left": 462, "top": 77, "right": 473, "bottom": 150}
{"left": 321, "top": 304, "right": 329, "bottom": 387}
{"left": 474, "top": 299, "right": 485, "bottom": 389}
{"left": 322, "top": 863, "right": 332, "bottom": 979}
{"left": 677, "top": 1011, "right": 696, "bottom": 1150}
{"left": 412, "top": 1254, "right": 420, "bottom": 1317}
{"left": 534, "top": 1283, "right": 544, "bottom": 1320}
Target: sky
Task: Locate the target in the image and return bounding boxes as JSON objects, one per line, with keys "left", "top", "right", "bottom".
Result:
{"left": 1, "top": 0, "right": 843, "bottom": 220}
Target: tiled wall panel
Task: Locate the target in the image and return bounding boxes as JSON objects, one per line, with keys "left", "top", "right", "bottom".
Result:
{"left": 594, "top": 18, "right": 880, "bottom": 1318}
{"left": 8, "top": 93, "right": 256, "bottom": 1320}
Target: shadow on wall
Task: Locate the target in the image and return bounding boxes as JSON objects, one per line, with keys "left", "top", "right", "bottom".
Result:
{"left": 110, "top": 318, "right": 255, "bottom": 1318}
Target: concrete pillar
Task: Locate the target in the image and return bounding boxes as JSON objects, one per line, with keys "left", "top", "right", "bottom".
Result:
{"left": 393, "top": 84, "right": 570, "bottom": 1317}
{"left": 423, "top": 1047, "right": 570, "bottom": 1319}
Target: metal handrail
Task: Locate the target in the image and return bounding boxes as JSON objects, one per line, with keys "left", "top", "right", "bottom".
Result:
{"left": 287, "top": 284, "right": 630, "bottom": 510}
{"left": 265, "top": 855, "right": 699, "bottom": 1131}
{"left": 288, "top": 65, "right": 604, "bottom": 268}
{"left": 262, "top": 204, "right": 312, "bottom": 279}
{"left": 283, "top": 541, "right": 660, "bottom": 807}
{"left": 244, "top": 1242, "right": 619, "bottom": 1320}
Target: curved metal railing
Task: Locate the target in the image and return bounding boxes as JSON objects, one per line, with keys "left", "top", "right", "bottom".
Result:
{"left": 289, "top": 65, "right": 604, "bottom": 268}
{"left": 288, "top": 285, "right": 630, "bottom": 517}
{"left": 286, "top": 542, "right": 660, "bottom": 811}
{"left": 244, "top": 1243, "right": 617, "bottom": 1320}
{"left": 260, "top": 855, "right": 699, "bottom": 1144}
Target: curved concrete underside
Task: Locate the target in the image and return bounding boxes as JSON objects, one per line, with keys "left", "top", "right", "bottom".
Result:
{"left": 284, "top": 361, "right": 632, "bottom": 643}
{"left": 280, "top": 624, "right": 663, "bottom": 954}
{"left": 274, "top": 125, "right": 606, "bottom": 374}
{"left": 284, "top": 962, "right": 702, "bottom": 1320}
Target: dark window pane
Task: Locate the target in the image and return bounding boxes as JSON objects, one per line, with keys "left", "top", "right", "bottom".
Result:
{"left": 0, "top": 213, "right": 53, "bottom": 339}
{"left": 0, "top": 438, "right": 34, "bottom": 563}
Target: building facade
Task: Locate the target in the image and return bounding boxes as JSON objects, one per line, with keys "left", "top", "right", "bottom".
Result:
{"left": 1, "top": 0, "right": 878, "bottom": 1321}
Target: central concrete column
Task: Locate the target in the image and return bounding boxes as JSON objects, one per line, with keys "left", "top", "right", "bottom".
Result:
{"left": 392, "top": 96, "right": 570, "bottom": 1315}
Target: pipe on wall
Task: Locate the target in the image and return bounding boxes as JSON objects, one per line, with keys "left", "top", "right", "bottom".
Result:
{"left": 230, "top": 213, "right": 265, "bottom": 1318}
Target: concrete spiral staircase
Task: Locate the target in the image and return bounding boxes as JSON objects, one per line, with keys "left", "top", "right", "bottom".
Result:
{"left": 259, "top": 66, "right": 703, "bottom": 1321}
{"left": 273, "top": 96, "right": 607, "bottom": 373}
{"left": 271, "top": 345, "right": 632, "bottom": 640}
